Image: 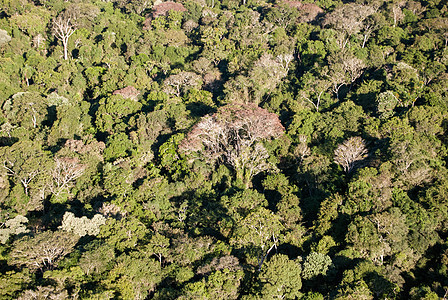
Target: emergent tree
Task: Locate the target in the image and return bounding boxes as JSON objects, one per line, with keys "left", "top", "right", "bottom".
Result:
{"left": 334, "top": 136, "right": 368, "bottom": 174}
{"left": 52, "top": 13, "right": 77, "bottom": 60}
{"left": 180, "top": 103, "right": 285, "bottom": 186}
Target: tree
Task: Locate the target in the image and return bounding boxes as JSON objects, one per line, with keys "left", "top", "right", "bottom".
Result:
{"left": 258, "top": 254, "right": 302, "bottom": 299}
{"left": 246, "top": 53, "right": 289, "bottom": 103}
{"left": 376, "top": 91, "right": 399, "bottom": 119}
{"left": 95, "top": 94, "right": 142, "bottom": 134}
{"left": 346, "top": 208, "right": 408, "bottom": 265}
{"left": 334, "top": 137, "right": 368, "bottom": 174}
{"left": 105, "top": 252, "right": 162, "bottom": 299}
{"left": 299, "top": 71, "right": 332, "bottom": 112}
{"left": 181, "top": 268, "right": 244, "bottom": 300}
{"left": 98, "top": 217, "right": 148, "bottom": 252}
{"left": 421, "top": 18, "right": 448, "bottom": 48}
{"left": 163, "top": 71, "right": 202, "bottom": 97}
{"left": 2, "top": 140, "right": 51, "bottom": 197}
{"left": 0, "top": 29, "right": 12, "bottom": 48}
{"left": 60, "top": 212, "right": 106, "bottom": 237}
{"left": 302, "top": 252, "right": 332, "bottom": 280}
{"left": 180, "top": 103, "right": 284, "bottom": 186}
{"left": 52, "top": 13, "right": 77, "bottom": 60}
{"left": 0, "top": 215, "right": 29, "bottom": 244}
{"left": 0, "top": 270, "right": 32, "bottom": 299}
{"left": 49, "top": 157, "right": 85, "bottom": 199}
{"left": 361, "top": 13, "right": 386, "bottom": 48}
{"left": 322, "top": 3, "right": 375, "bottom": 49}
{"left": 386, "top": 62, "right": 424, "bottom": 108}
{"left": 327, "top": 52, "right": 366, "bottom": 99}
{"left": 9, "top": 231, "right": 79, "bottom": 271}
{"left": 79, "top": 241, "right": 115, "bottom": 276}
{"left": 230, "top": 207, "right": 284, "bottom": 270}
{"left": 2, "top": 92, "right": 48, "bottom": 130}
{"left": 146, "top": 232, "right": 170, "bottom": 265}
{"left": 265, "top": 4, "right": 300, "bottom": 29}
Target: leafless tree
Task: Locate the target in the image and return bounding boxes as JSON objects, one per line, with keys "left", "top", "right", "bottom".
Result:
{"left": 334, "top": 136, "right": 368, "bottom": 174}
{"left": 52, "top": 13, "right": 77, "bottom": 60}
{"left": 322, "top": 3, "right": 375, "bottom": 49}
{"left": 9, "top": 231, "right": 79, "bottom": 271}
{"left": 180, "top": 103, "right": 285, "bottom": 186}
{"left": 49, "top": 157, "right": 85, "bottom": 197}
{"left": 390, "top": 2, "right": 405, "bottom": 27}
{"left": 276, "top": 54, "right": 294, "bottom": 73}
{"left": 0, "top": 29, "right": 11, "bottom": 47}
{"left": 163, "top": 71, "right": 202, "bottom": 97}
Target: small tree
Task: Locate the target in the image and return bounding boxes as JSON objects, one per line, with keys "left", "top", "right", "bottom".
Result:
{"left": 334, "top": 136, "right": 368, "bottom": 174}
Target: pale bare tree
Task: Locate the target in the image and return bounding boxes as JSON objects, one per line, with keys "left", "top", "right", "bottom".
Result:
{"left": 391, "top": 2, "right": 405, "bottom": 27}
{"left": 49, "top": 157, "right": 85, "bottom": 197}
{"left": 276, "top": 53, "right": 294, "bottom": 73}
{"left": 322, "top": 3, "right": 375, "bottom": 49}
{"left": 52, "top": 14, "right": 77, "bottom": 60}
{"left": 0, "top": 29, "right": 11, "bottom": 47}
{"left": 163, "top": 71, "right": 202, "bottom": 97}
{"left": 334, "top": 136, "right": 368, "bottom": 174}
{"left": 9, "top": 231, "right": 79, "bottom": 271}
{"left": 180, "top": 103, "right": 285, "bottom": 186}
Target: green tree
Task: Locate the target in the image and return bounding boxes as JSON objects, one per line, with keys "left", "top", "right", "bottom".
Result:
{"left": 258, "top": 254, "right": 302, "bottom": 299}
{"left": 1, "top": 140, "right": 51, "bottom": 200}
{"left": 105, "top": 252, "right": 162, "bottom": 299}
{"left": 230, "top": 207, "right": 284, "bottom": 269}
{"left": 0, "top": 215, "right": 29, "bottom": 244}
{"left": 0, "top": 270, "right": 33, "bottom": 299}
{"left": 95, "top": 94, "right": 142, "bottom": 134}
{"left": 79, "top": 241, "right": 116, "bottom": 276}
{"left": 302, "top": 252, "right": 332, "bottom": 280}
{"left": 2, "top": 92, "right": 48, "bottom": 130}
{"left": 181, "top": 268, "right": 245, "bottom": 300}
{"left": 98, "top": 217, "right": 148, "bottom": 252}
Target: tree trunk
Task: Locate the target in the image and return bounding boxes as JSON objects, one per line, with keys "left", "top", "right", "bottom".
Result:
{"left": 63, "top": 38, "right": 68, "bottom": 60}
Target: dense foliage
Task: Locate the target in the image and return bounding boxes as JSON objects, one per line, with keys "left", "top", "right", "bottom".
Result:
{"left": 1, "top": 0, "right": 448, "bottom": 298}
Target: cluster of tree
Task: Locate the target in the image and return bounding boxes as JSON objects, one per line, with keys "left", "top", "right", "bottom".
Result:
{"left": 1, "top": 0, "right": 448, "bottom": 298}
